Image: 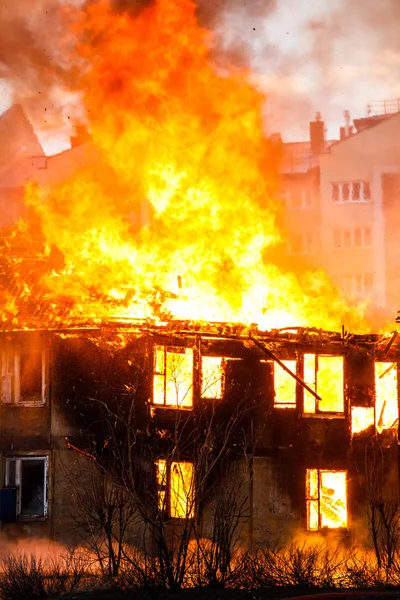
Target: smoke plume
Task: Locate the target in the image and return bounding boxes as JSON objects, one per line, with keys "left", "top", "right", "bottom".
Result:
{"left": 1, "top": 0, "right": 400, "bottom": 149}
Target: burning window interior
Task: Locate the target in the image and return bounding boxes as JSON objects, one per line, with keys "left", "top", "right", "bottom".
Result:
{"left": 1, "top": 346, "right": 45, "bottom": 405}
{"left": 5, "top": 456, "right": 48, "bottom": 518}
{"left": 273, "top": 360, "right": 296, "bottom": 408}
{"left": 201, "top": 356, "right": 225, "bottom": 399}
{"left": 351, "top": 406, "right": 374, "bottom": 435}
{"left": 156, "top": 459, "right": 194, "bottom": 519}
{"left": 375, "top": 361, "right": 398, "bottom": 433}
{"left": 306, "top": 469, "right": 347, "bottom": 531}
{"left": 153, "top": 346, "right": 193, "bottom": 408}
{"left": 303, "top": 354, "right": 344, "bottom": 414}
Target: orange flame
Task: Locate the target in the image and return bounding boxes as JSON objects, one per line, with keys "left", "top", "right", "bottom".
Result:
{"left": 1, "top": 0, "right": 368, "bottom": 331}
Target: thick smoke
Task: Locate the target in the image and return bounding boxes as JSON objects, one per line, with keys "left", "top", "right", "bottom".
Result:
{"left": 206, "top": 0, "right": 400, "bottom": 139}
{"left": 0, "top": 0, "right": 84, "bottom": 148}
{"left": 1, "top": 0, "right": 400, "bottom": 150}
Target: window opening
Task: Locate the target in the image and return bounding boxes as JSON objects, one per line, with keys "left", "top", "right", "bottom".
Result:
{"left": 1, "top": 346, "right": 46, "bottom": 405}
{"left": 155, "top": 459, "right": 194, "bottom": 519}
{"left": 306, "top": 469, "right": 347, "bottom": 530}
{"left": 153, "top": 346, "right": 193, "bottom": 407}
{"left": 331, "top": 181, "right": 372, "bottom": 203}
{"left": 5, "top": 456, "right": 48, "bottom": 518}
{"left": 201, "top": 356, "right": 225, "bottom": 399}
{"left": 351, "top": 406, "right": 375, "bottom": 435}
{"left": 274, "top": 360, "right": 296, "bottom": 408}
{"left": 375, "top": 362, "right": 398, "bottom": 434}
{"left": 304, "top": 354, "right": 344, "bottom": 414}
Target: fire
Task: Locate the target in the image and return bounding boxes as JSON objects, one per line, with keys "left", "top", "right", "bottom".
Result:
{"left": 351, "top": 407, "right": 374, "bottom": 435}
{"left": 306, "top": 469, "right": 347, "bottom": 531}
{"left": 304, "top": 354, "right": 344, "bottom": 414}
{"left": 0, "top": 0, "right": 368, "bottom": 331}
{"left": 375, "top": 362, "right": 398, "bottom": 434}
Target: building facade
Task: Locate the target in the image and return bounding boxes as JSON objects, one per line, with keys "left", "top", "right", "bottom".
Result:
{"left": 0, "top": 324, "right": 398, "bottom": 549}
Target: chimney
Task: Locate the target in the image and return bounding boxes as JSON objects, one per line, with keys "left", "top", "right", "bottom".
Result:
{"left": 309, "top": 112, "right": 325, "bottom": 155}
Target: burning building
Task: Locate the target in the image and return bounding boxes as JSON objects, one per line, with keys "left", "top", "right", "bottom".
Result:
{"left": 0, "top": 322, "right": 398, "bottom": 550}
{"left": 0, "top": 0, "right": 399, "bottom": 557}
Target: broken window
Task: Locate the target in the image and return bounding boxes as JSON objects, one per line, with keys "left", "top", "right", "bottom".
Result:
{"left": 1, "top": 346, "right": 46, "bottom": 405}
{"left": 303, "top": 354, "right": 344, "bottom": 414}
{"left": 351, "top": 406, "right": 375, "bottom": 435}
{"left": 375, "top": 362, "right": 398, "bottom": 434}
{"left": 306, "top": 469, "right": 347, "bottom": 531}
{"left": 273, "top": 360, "right": 296, "bottom": 408}
{"left": 5, "top": 456, "right": 48, "bottom": 518}
{"left": 153, "top": 346, "right": 193, "bottom": 407}
{"left": 156, "top": 459, "right": 194, "bottom": 519}
{"left": 201, "top": 356, "right": 225, "bottom": 399}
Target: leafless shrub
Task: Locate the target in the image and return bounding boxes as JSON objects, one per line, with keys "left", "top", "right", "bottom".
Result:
{"left": 189, "top": 470, "right": 248, "bottom": 589}
{"left": 0, "top": 549, "right": 88, "bottom": 600}
{"left": 65, "top": 460, "right": 139, "bottom": 578}
{"left": 364, "top": 439, "right": 400, "bottom": 581}
{"left": 344, "top": 550, "right": 383, "bottom": 588}
{"left": 243, "top": 543, "right": 351, "bottom": 589}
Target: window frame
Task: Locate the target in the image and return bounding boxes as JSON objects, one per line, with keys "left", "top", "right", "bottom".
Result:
{"left": 152, "top": 345, "right": 194, "bottom": 409}
{"left": 374, "top": 361, "right": 399, "bottom": 434}
{"left": 332, "top": 227, "right": 372, "bottom": 249}
{"left": 331, "top": 181, "right": 372, "bottom": 203}
{"left": 155, "top": 458, "right": 195, "bottom": 520}
{"left": 273, "top": 359, "right": 297, "bottom": 409}
{"left": 201, "top": 355, "right": 226, "bottom": 400}
{"left": 342, "top": 273, "right": 374, "bottom": 298}
{"left": 1, "top": 346, "right": 47, "bottom": 406}
{"left": 306, "top": 468, "right": 347, "bottom": 531}
{"left": 5, "top": 455, "right": 49, "bottom": 519}
{"left": 286, "top": 232, "right": 315, "bottom": 255}
{"left": 302, "top": 353, "right": 345, "bottom": 416}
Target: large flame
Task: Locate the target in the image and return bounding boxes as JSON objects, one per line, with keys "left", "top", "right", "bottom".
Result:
{"left": 1, "top": 0, "right": 367, "bottom": 331}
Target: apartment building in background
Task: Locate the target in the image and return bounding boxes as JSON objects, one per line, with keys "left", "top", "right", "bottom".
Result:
{"left": 278, "top": 103, "right": 400, "bottom": 324}
{"left": 319, "top": 110, "right": 400, "bottom": 319}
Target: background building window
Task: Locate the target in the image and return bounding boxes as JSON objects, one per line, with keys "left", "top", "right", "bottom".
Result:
{"left": 333, "top": 227, "right": 372, "bottom": 249}
{"left": 153, "top": 346, "right": 193, "bottom": 407}
{"left": 342, "top": 273, "right": 374, "bottom": 298}
{"left": 306, "top": 469, "right": 347, "bottom": 530}
{"left": 1, "top": 346, "right": 46, "bottom": 405}
{"left": 331, "top": 181, "right": 372, "bottom": 203}
{"left": 5, "top": 456, "right": 48, "bottom": 518}
{"left": 283, "top": 186, "right": 315, "bottom": 209}
{"left": 287, "top": 232, "right": 315, "bottom": 255}
{"left": 342, "top": 183, "right": 350, "bottom": 201}
{"left": 156, "top": 459, "right": 194, "bottom": 519}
